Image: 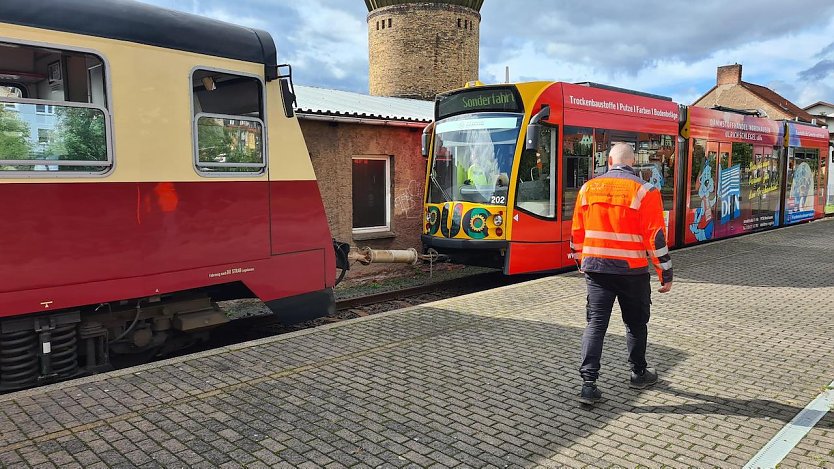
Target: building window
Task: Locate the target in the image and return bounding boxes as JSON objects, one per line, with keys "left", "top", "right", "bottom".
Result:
{"left": 464, "top": 19, "right": 468, "bottom": 29}
{"left": 352, "top": 156, "right": 391, "bottom": 233}
{"left": 382, "top": 20, "right": 385, "bottom": 29}
{"left": 37, "top": 128, "right": 53, "bottom": 144}
{"left": 36, "top": 104, "right": 56, "bottom": 114}
{"left": 376, "top": 21, "right": 379, "bottom": 30}
{"left": 0, "top": 41, "right": 110, "bottom": 174}
{"left": 192, "top": 69, "right": 265, "bottom": 175}
{"left": 388, "top": 18, "right": 392, "bottom": 28}
{"left": 457, "top": 18, "right": 461, "bottom": 28}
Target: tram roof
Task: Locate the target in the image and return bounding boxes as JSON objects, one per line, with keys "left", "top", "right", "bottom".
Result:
{"left": 0, "top": 0, "right": 277, "bottom": 76}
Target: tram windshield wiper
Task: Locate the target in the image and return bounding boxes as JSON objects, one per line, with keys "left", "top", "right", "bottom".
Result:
{"left": 430, "top": 171, "right": 452, "bottom": 202}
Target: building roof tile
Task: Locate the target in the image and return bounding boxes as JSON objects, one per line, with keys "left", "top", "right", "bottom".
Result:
{"left": 740, "top": 81, "right": 814, "bottom": 121}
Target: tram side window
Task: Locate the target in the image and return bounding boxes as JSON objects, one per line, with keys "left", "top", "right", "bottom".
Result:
{"left": 562, "top": 126, "right": 593, "bottom": 218}
{"left": 689, "top": 139, "right": 709, "bottom": 211}
{"left": 0, "top": 42, "right": 110, "bottom": 174}
{"left": 634, "top": 133, "right": 675, "bottom": 211}
{"left": 192, "top": 69, "right": 265, "bottom": 174}
{"left": 516, "top": 125, "right": 557, "bottom": 218}
{"left": 731, "top": 142, "right": 754, "bottom": 209}
{"left": 789, "top": 147, "right": 820, "bottom": 201}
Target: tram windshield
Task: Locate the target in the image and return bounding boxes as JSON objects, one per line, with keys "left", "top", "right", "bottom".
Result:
{"left": 428, "top": 112, "right": 522, "bottom": 205}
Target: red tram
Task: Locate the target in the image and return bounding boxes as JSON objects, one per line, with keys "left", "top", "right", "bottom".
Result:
{"left": 0, "top": 0, "right": 337, "bottom": 390}
{"left": 421, "top": 81, "right": 829, "bottom": 274}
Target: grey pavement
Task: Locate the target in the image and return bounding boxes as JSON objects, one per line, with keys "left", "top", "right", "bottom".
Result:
{"left": 1, "top": 219, "right": 834, "bottom": 468}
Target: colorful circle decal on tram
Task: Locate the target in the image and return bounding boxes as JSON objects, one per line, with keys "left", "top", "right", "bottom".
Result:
{"left": 463, "top": 207, "right": 490, "bottom": 239}
{"left": 426, "top": 206, "right": 441, "bottom": 235}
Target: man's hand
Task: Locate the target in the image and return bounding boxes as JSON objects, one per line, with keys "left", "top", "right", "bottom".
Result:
{"left": 658, "top": 282, "right": 672, "bottom": 293}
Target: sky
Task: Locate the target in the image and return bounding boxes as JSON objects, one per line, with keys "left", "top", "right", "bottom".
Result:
{"left": 140, "top": 0, "right": 834, "bottom": 107}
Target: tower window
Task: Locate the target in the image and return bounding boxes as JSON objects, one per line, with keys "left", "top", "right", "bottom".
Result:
{"left": 382, "top": 20, "right": 385, "bottom": 29}
{"left": 464, "top": 19, "right": 468, "bottom": 29}
{"left": 376, "top": 21, "right": 379, "bottom": 30}
{"left": 457, "top": 18, "right": 461, "bottom": 28}
{"left": 388, "top": 18, "right": 392, "bottom": 28}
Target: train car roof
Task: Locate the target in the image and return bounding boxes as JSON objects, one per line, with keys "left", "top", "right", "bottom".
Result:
{"left": 0, "top": 0, "right": 278, "bottom": 78}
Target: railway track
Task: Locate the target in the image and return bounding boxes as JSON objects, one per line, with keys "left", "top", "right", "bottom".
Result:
{"left": 187, "top": 270, "right": 548, "bottom": 352}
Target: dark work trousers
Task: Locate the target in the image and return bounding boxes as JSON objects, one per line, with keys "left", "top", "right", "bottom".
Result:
{"left": 579, "top": 272, "right": 651, "bottom": 382}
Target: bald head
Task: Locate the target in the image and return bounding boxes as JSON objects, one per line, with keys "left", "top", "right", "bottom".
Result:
{"left": 608, "top": 143, "right": 635, "bottom": 167}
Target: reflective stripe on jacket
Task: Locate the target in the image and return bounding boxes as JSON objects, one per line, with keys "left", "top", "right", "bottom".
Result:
{"left": 570, "top": 165, "right": 673, "bottom": 285}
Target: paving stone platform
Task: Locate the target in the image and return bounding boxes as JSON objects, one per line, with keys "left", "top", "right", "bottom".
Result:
{"left": 1, "top": 219, "right": 834, "bottom": 468}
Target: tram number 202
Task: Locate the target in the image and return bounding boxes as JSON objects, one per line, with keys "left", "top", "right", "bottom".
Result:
{"left": 490, "top": 196, "right": 506, "bottom": 204}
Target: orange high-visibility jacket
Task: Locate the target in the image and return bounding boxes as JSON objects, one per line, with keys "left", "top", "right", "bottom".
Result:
{"left": 570, "top": 165, "right": 673, "bottom": 285}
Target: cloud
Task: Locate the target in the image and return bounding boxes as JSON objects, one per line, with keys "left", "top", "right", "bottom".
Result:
{"left": 282, "top": 0, "right": 369, "bottom": 90}
{"left": 479, "top": 0, "right": 834, "bottom": 106}
{"left": 132, "top": 0, "right": 834, "bottom": 106}
{"left": 798, "top": 60, "right": 834, "bottom": 81}
{"left": 138, "top": 0, "right": 368, "bottom": 92}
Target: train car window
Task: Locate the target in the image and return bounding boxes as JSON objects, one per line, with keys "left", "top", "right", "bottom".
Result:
{"left": 516, "top": 124, "right": 557, "bottom": 218}
{"left": 0, "top": 42, "right": 110, "bottom": 174}
{"left": 192, "top": 69, "right": 265, "bottom": 174}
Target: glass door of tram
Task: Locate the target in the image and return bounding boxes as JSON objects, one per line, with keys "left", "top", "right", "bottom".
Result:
{"left": 713, "top": 142, "right": 737, "bottom": 239}
{"left": 505, "top": 124, "right": 560, "bottom": 274}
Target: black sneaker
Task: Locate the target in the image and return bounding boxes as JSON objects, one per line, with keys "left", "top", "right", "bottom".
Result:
{"left": 579, "top": 381, "right": 602, "bottom": 405}
{"left": 629, "top": 367, "right": 658, "bottom": 389}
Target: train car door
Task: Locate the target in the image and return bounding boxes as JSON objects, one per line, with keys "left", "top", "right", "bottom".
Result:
{"left": 505, "top": 124, "right": 562, "bottom": 274}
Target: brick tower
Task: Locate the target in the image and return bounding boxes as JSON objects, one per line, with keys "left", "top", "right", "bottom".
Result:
{"left": 366, "top": 0, "right": 482, "bottom": 100}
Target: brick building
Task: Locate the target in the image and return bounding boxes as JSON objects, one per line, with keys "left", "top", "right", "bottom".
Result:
{"left": 693, "top": 64, "right": 816, "bottom": 121}
{"left": 366, "top": 0, "right": 482, "bottom": 100}
{"left": 286, "top": 1, "right": 486, "bottom": 282}
{"left": 294, "top": 85, "right": 433, "bottom": 280}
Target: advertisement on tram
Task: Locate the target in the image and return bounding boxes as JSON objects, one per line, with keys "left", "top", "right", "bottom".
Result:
{"left": 783, "top": 122, "right": 829, "bottom": 224}
{"left": 683, "top": 107, "right": 782, "bottom": 244}
{"left": 826, "top": 138, "right": 834, "bottom": 215}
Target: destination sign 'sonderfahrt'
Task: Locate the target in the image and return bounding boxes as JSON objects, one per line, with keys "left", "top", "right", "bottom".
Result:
{"left": 437, "top": 87, "right": 522, "bottom": 119}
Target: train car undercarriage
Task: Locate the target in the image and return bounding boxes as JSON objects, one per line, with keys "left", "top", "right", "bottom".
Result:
{"left": 0, "top": 293, "right": 228, "bottom": 392}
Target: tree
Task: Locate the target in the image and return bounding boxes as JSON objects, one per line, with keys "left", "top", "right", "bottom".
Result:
{"left": 197, "top": 117, "right": 262, "bottom": 167}
{"left": 0, "top": 107, "right": 33, "bottom": 160}
{"left": 50, "top": 107, "right": 106, "bottom": 161}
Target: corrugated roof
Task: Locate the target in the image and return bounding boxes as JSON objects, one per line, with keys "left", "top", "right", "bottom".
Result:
{"left": 294, "top": 85, "right": 434, "bottom": 123}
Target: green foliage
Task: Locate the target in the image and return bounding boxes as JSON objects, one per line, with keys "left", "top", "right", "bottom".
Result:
{"left": 197, "top": 117, "right": 262, "bottom": 169}
{"left": 731, "top": 142, "right": 753, "bottom": 169}
{"left": 50, "top": 107, "right": 107, "bottom": 161}
{"left": 0, "top": 107, "right": 32, "bottom": 159}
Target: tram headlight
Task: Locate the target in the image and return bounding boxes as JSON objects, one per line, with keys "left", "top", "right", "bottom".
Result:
{"left": 493, "top": 214, "right": 503, "bottom": 227}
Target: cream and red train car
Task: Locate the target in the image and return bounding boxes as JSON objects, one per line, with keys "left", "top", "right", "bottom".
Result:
{"left": 0, "top": 0, "right": 336, "bottom": 390}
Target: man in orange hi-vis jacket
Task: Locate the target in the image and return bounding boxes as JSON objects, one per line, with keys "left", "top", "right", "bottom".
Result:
{"left": 570, "top": 142, "right": 673, "bottom": 406}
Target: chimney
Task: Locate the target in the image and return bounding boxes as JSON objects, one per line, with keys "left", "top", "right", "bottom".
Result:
{"left": 717, "top": 64, "right": 742, "bottom": 85}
